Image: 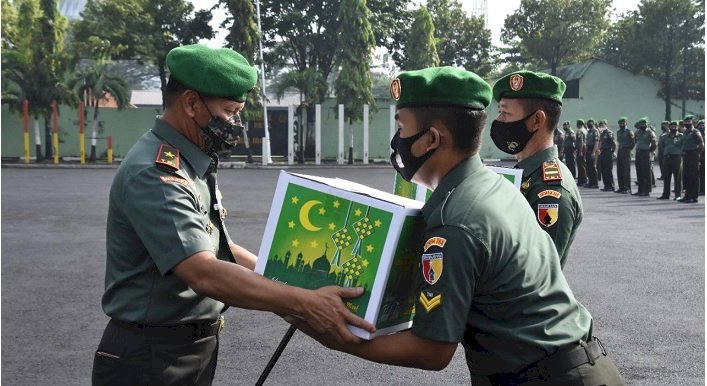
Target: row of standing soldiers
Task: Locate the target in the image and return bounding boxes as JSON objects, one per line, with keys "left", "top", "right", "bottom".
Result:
{"left": 553, "top": 115, "right": 705, "bottom": 203}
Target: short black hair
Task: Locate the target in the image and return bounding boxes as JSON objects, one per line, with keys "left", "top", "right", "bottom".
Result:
{"left": 165, "top": 75, "right": 188, "bottom": 107}
{"left": 409, "top": 106, "right": 487, "bottom": 154}
{"left": 517, "top": 98, "right": 562, "bottom": 131}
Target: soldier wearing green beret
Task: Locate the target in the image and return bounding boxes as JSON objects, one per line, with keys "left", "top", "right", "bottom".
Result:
{"left": 553, "top": 126, "right": 565, "bottom": 162}
{"left": 615, "top": 116, "right": 635, "bottom": 193}
{"left": 633, "top": 117, "right": 657, "bottom": 196}
{"left": 575, "top": 119, "right": 588, "bottom": 185}
{"left": 584, "top": 119, "right": 600, "bottom": 188}
{"left": 290, "top": 66, "right": 624, "bottom": 385}
{"left": 657, "top": 121, "right": 683, "bottom": 199}
{"left": 678, "top": 115, "right": 704, "bottom": 202}
{"left": 489, "top": 70, "right": 583, "bottom": 268}
{"left": 91, "top": 44, "right": 374, "bottom": 385}
{"left": 698, "top": 119, "right": 705, "bottom": 195}
{"left": 598, "top": 119, "right": 616, "bottom": 191}
{"left": 562, "top": 121, "right": 578, "bottom": 177}
{"left": 657, "top": 121, "right": 670, "bottom": 180}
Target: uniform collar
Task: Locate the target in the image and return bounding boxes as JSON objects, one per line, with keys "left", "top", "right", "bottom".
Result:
{"left": 151, "top": 118, "right": 214, "bottom": 177}
{"left": 515, "top": 146, "right": 558, "bottom": 177}
{"left": 421, "top": 155, "right": 483, "bottom": 218}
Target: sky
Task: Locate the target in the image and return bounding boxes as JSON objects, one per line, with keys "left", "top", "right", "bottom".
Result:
{"left": 193, "top": 0, "right": 643, "bottom": 48}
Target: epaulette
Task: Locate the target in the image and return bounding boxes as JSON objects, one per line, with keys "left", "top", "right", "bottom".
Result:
{"left": 155, "top": 144, "right": 180, "bottom": 170}
{"left": 542, "top": 160, "right": 563, "bottom": 182}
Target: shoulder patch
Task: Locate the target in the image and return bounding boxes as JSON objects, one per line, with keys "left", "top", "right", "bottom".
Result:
{"left": 538, "top": 189, "right": 562, "bottom": 199}
{"left": 542, "top": 160, "right": 563, "bottom": 182}
{"left": 423, "top": 237, "right": 446, "bottom": 252}
{"left": 537, "top": 203, "right": 559, "bottom": 227}
{"left": 421, "top": 252, "right": 443, "bottom": 285}
{"left": 418, "top": 291, "right": 442, "bottom": 313}
{"left": 155, "top": 144, "right": 180, "bottom": 170}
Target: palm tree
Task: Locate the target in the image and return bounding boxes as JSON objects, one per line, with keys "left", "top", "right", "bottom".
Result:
{"left": 69, "top": 64, "right": 131, "bottom": 161}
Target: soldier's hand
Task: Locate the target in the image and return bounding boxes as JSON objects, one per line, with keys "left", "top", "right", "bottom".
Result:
{"left": 298, "top": 286, "right": 375, "bottom": 345}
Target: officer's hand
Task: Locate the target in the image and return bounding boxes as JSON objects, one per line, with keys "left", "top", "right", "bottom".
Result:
{"left": 299, "top": 286, "right": 375, "bottom": 345}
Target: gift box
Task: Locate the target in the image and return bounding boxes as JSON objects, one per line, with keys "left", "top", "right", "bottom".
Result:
{"left": 256, "top": 171, "right": 425, "bottom": 339}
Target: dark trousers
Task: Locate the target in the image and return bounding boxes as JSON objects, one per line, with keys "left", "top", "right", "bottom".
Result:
{"left": 661, "top": 154, "right": 682, "bottom": 198}
{"left": 635, "top": 149, "right": 652, "bottom": 193}
{"left": 600, "top": 149, "right": 614, "bottom": 189}
{"left": 658, "top": 149, "right": 664, "bottom": 177}
{"left": 683, "top": 150, "right": 700, "bottom": 199}
{"left": 564, "top": 148, "right": 577, "bottom": 178}
{"left": 576, "top": 154, "right": 587, "bottom": 184}
{"left": 92, "top": 319, "right": 219, "bottom": 386}
{"left": 616, "top": 147, "right": 632, "bottom": 191}
{"left": 700, "top": 151, "right": 705, "bottom": 194}
{"left": 586, "top": 148, "right": 598, "bottom": 186}
{"left": 596, "top": 154, "right": 602, "bottom": 181}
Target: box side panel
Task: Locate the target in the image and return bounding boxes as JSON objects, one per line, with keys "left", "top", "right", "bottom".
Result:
{"left": 255, "top": 171, "right": 290, "bottom": 275}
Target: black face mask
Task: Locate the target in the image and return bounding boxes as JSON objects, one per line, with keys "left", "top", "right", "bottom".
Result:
{"left": 670, "top": 128, "right": 678, "bottom": 133}
{"left": 685, "top": 123, "right": 693, "bottom": 129}
{"left": 490, "top": 111, "right": 537, "bottom": 155}
{"left": 195, "top": 95, "right": 244, "bottom": 155}
{"left": 390, "top": 128, "right": 435, "bottom": 182}
{"left": 619, "top": 124, "right": 626, "bottom": 129}
{"left": 639, "top": 125, "right": 647, "bottom": 131}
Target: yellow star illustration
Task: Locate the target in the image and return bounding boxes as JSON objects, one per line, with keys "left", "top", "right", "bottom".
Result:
{"left": 374, "top": 219, "right": 382, "bottom": 228}
{"left": 291, "top": 196, "right": 299, "bottom": 204}
{"left": 292, "top": 239, "right": 300, "bottom": 247}
{"left": 328, "top": 222, "right": 336, "bottom": 230}
{"left": 366, "top": 244, "right": 374, "bottom": 253}
{"left": 354, "top": 208, "right": 362, "bottom": 216}
{"left": 362, "top": 259, "right": 369, "bottom": 267}
{"left": 164, "top": 151, "right": 174, "bottom": 158}
{"left": 288, "top": 220, "right": 295, "bottom": 229}
{"left": 318, "top": 207, "right": 326, "bottom": 215}
{"left": 333, "top": 200, "right": 340, "bottom": 208}
{"left": 310, "top": 240, "right": 318, "bottom": 248}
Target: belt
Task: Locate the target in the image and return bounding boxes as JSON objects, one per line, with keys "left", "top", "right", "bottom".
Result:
{"left": 112, "top": 316, "right": 225, "bottom": 341}
{"left": 488, "top": 337, "right": 607, "bottom": 384}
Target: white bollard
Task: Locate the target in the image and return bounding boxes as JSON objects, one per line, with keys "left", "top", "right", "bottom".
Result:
{"left": 315, "top": 104, "right": 321, "bottom": 165}
{"left": 338, "top": 104, "right": 345, "bottom": 164}
{"left": 287, "top": 105, "right": 294, "bottom": 165}
{"left": 363, "top": 104, "right": 369, "bottom": 165}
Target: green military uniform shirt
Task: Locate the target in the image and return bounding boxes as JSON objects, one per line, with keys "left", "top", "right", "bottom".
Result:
{"left": 616, "top": 127, "right": 635, "bottom": 149}
{"left": 585, "top": 127, "right": 599, "bottom": 149}
{"left": 516, "top": 146, "right": 582, "bottom": 268}
{"left": 564, "top": 128, "right": 576, "bottom": 148}
{"left": 600, "top": 129, "right": 616, "bottom": 150}
{"left": 682, "top": 128, "right": 703, "bottom": 151}
{"left": 410, "top": 156, "right": 592, "bottom": 375}
{"left": 103, "top": 119, "right": 234, "bottom": 325}
{"left": 635, "top": 128, "right": 657, "bottom": 151}
{"left": 576, "top": 127, "right": 587, "bottom": 151}
{"left": 662, "top": 132, "right": 684, "bottom": 155}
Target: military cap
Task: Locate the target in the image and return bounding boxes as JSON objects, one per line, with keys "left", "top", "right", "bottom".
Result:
{"left": 600, "top": 119, "right": 608, "bottom": 125}
{"left": 390, "top": 66, "right": 491, "bottom": 109}
{"left": 576, "top": 119, "right": 585, "bottom": 126}
{"left": 670, "top": 121, "right": 678, "bottom": 126}
{"left": 661, "top": 120, "right": 669, "bottom": 125}
{"left": 492, "top": 70, "right": 566, "bottom": 104}
{"left": 166, "top": 44, "right": 257, "bottom": 101}
{"left": 683, "top": 114, "right": 696, "bottom": 121}
{"left": 563, "top": 121, "right": 570, "bottom": 126}
{"left": 618, "top": 116, "right": 628, "bottom": 123}
{"left": 637, "top": 117, "right": 649, "bottom": 125}
{"left": 698, "top": 120, "right": 704, "bottom": 125}
{"left": 586, "top": 118, "right": 595, "bottom": 124}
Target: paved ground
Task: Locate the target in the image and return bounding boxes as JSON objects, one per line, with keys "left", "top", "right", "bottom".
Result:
{"left": 1, "top": 164, "right": 704, "bottom": 385}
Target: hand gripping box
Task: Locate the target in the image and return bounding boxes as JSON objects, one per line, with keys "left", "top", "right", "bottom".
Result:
{"left": 255, "top": 171, "right": 425, "bottom": 339}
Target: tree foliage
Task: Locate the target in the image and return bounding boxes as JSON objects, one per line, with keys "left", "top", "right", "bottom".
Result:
{"left": 403, "top": 6, "right": 439, "bottom": 70}
{"left": 335, "top": 0, "right": 376, "bottom": 123}
{"left": 502, "top": 0, "right": 611, "bottom": 75}
{"left": 427, "top": 0, "right": 494, "bottom": 76}
{"left": 217, "top": 0, "right": 259, "bottom": 64}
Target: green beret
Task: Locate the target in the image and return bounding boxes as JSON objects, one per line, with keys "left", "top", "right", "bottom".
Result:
{"left": 563, "top": 121, "right": 570, "bottom": 125}
{"left": 661, "top": 121, "right": 670, "bottom": 125}
{"left": 683, "top": 114, "right": 695, "bottom": 121}
{"left": 698, "top": 120, "right": 704, "bottom": 125}
{"left": 586, "top": 118, "right": 595, "bottom": 124}
{"left": 493, "top": 70, "right": 566, "bottom": 104}
{"left": 618, "top": 116, "right": 628, "bottom": 123}
{"left": 576, "top": 119, "right": 585, "bottom": 126}
{"left": 390, "top": 66, "right": 491, "bottom": 109}
{"left": 166, "top": 44, "right": 257, "bottom": 101}
{"left": 600, "top": 119, "right": 607, "bottom": 125}
{"left": 638, "top": 117, "right": 649, "bottom": 125}
{"left": 670, "top": 121, "right": 678, "bottom": 126}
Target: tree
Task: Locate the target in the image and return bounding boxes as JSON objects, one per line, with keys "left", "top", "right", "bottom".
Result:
{"left": 73, "top": 0, "right": 214, "bottom": 109}
{"left": 218, "top": 0, "right": 259, "bottom": 64}
{"left": 427, "top": 0, "right": 494, "bottom": 76}
{"left": 501, "top": 0, "right": 611, "bottom": 75}
{"left": 403, "top": 6, "right": 439, "bottom": 70}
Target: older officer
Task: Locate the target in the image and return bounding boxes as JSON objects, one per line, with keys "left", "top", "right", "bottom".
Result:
{"left": 678, "top": 115, "right": 704, "bottom": 203}
{"left": 599, "top": 119, "right": 616, "bottom": 191}
{"left": 575, "top": 119, "right": 588, "bottom": 186}
{"left": 633, "top": 117, "right": 657, "bottom": 197}
{"left": 288, "top": 67, "right": 624, "bottom": 385}
{"left": 657, "top": 121, "right": 683, "bottom": 200}
{"left": 562, "top": 121, "right": 577, "bottom": 177}
{"left": 92, "top": 44, "right": 373, "bottom": 385}
{"left": 490, "top": 71, "right": 582, "bottom": 268}
{"left": 615, "top": 116, "right": 635, "bottom": 193}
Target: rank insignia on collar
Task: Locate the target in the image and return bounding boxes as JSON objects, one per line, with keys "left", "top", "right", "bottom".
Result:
{"left": 155, "top": 144, "right": 180, "bottom": 170}
{"left": 542, "top": 160, "right": 563, "bottom": 182}
{"left": 419, "top": 291, "right": 442, "bottom": 313}
{"left": 521, "top": 178, "right": 531, "bottom": 191}
{"left": 537, "top": 203, "right": 559, "bottom": 227}
{"left": 421, "top": 252, "right": 443, "bottom": 285}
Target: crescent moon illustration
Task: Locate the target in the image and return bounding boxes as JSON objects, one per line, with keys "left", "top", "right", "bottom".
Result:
{"left": 299, "top": 200, "right": 322, "bottom": 232}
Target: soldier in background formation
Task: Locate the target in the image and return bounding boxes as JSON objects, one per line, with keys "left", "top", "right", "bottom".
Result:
{"left": 615, "top": 117, "right": 635, "bottom": 193}
{"left": 584, "top": 119, "right": 600, "bottom": 188}
{"left": 633, "top": 117, "right": 657, "bottom": 196}
{"left": 553, "top": 126, "right": 565, "bottom": 161}
{"left": 563, "top": 121, "right": 577, "bottom": 177}
{"left": 598, "top": 119, "right": 616, "bottom": 191}
{"left": 678, "top": 115, "right": 704, "bottom": 203}
{"left": 575, "top": 119, "right": 587, "bottom": 186}
{"left": 657, "top": 121, "right": 683, "bottom": 200}
{"left": 657, "top": 121, "right": 670, "bottom": 180}
{"left": 697, "top": 119, "right": 705, "bottom": 196}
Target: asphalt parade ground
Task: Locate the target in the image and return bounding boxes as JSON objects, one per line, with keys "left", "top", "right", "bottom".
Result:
{"left": 1, "top": 164, "right": 704, "bottom": 385}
